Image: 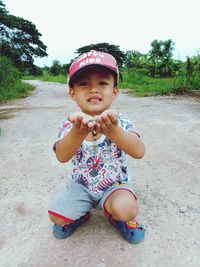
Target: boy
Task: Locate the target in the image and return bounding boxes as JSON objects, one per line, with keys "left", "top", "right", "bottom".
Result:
{"left": 48, "top": 50, "right": 145, "bottom": 244}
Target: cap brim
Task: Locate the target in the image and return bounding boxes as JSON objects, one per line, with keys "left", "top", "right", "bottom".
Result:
{"left": 68, "top": 64, "right": 117, "bottom": 87}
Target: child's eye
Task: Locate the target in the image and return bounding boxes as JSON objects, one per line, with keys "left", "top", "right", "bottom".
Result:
{"left": 99, "top": 81, "right": 108, "bottom": 85}
{"left": 79, "top": 82, "right": 87, "bottom": 86}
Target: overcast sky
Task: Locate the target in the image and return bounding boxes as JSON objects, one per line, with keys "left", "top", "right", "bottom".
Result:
{"left": 3, "top": 0, "right": 200, "bottom": 67}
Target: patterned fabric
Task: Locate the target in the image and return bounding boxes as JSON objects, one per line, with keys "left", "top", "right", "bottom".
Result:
{"left": 54, "top": 113, "right": 139, "bottom": 196}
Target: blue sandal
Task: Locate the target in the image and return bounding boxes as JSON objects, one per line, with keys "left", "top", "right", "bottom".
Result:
{"left": 108, "top": 215, "right": 145, "bottom": 244}
{"left": 53, "top": 212, "right": 90, "bottom": 239}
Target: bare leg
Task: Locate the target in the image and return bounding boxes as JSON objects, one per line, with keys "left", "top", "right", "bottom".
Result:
{"left": 104, "top": 190, "right": 138, "bottom": 222}
{"left": 49, "top": 214, "right": 70, "bottom": 226}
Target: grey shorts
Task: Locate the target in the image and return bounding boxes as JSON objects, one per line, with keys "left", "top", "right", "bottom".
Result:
{"left": 48, "top": 180, "right": 136, "bottom": 222}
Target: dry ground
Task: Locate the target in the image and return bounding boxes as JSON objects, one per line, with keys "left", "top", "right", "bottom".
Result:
{"left": 0, "top": 81, "right": 200, "bottom": 267}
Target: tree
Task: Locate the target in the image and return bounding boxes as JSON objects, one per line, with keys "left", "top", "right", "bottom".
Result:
{"left": 62, "top": 63, "right": 71, "bottom": 76}
{"left": 147, "top": 39, "right": 176, "bottom": 77}
{"left": 124, "top": 50, "right": 148, "bottom": 69}
{"left": 50, "top": 60, "right": 62, "bottom": 76}
{"left": 186, "top": 57, "right": 193, "bottom": 76}
{"left": 185, "top": 53, "right": 200, "bottom": 89}
{"left": 75, "top": 43, "right": 126, "bottom": 68}
{"left": 0, "top": 0, "right": 47, "bottom": 71}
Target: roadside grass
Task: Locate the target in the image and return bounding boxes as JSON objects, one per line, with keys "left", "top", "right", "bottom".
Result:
{"left": 23, "top": 74, "right": 67, "bottom": 84}
{"left": 0, "top": 80, "right": 34, "bottom": 101}
{"left": 22, "top": 69, "right": 198, "bottom": 97}
{"left": 0, "top": 56, "right": 34, "bottom": 101}
{"left": 119, "top": 70, "right": 189, "bottom": 96}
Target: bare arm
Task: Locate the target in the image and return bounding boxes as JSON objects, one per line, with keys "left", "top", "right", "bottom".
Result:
{"left": 96, "top": 110, "right": 145, "bottom": 159}
{"left": 106, "top": 126, "right": 145, "bottom": 159}
{"left": 55, "top": 114, "right": 97, "bottom": 163}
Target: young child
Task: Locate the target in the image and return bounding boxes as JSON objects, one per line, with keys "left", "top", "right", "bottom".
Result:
{"left": 48, "top": 50, "right": 145, "bottom": 244}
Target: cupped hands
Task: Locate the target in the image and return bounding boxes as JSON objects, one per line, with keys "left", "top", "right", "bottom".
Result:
{"left": 68, "top": 110, "right": 118, "bottom": 135}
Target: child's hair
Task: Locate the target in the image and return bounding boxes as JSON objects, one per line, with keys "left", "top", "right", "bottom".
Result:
{"left": 68, "top": 50, "right": 119, "bottom": 87}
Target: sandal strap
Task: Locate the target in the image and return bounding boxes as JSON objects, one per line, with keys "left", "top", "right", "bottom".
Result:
{"left": 126, "top": 220, "right": 138, "bottom": 229}
{"left": 108, "top": 215, "right": 145, "bottom": 244}
{"left": 53, "top": 212, "right": 90, "bottom": 239}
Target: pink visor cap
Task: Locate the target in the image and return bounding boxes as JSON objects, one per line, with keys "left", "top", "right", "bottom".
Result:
{"left": 68, "top": 50, "right": 119, "bottom": 86}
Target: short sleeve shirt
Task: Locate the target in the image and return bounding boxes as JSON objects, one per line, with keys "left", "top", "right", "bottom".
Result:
{"left": 54, "top": 113, "right": 139, "bottom": 196}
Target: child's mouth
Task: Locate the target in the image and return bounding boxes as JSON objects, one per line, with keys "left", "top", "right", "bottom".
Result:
{"left": 88, "top": 97, "right": 102, "bottom": 103}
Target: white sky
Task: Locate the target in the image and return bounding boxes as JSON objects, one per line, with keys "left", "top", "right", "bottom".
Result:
{"left": 3, "top": 0, "right": 200, "bottom": 67}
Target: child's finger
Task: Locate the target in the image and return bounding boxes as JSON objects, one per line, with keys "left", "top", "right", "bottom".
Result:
{"left": 74, "top": 116, "right": 82, "bottom": 128}
{"left": 107, "top": 112, "right": 118, "bottom": 125}
{"left": 87, "top": 121, "right": 93, "bottom": 128}
{"left": 95, "top": 123, "right": 103, "bottom": 133}
{"left": 87, "top": 121, "right": 96, "bottom": 130}
{"left": 68, "top": 114, "right": 76, "bottom": 122}
{"left": 77, "top": 115, "right": 83, "bottom": 123}
{"left": 101, "top": 114, "right": 112, "bottom": 128}
{"left": 99, "top": 117, "right": 110, "bottom": 132}
{"left": 94, "top": 115, "right": 101, "bottom": 122}
{"left": 80, "top": 120, "right": 87, "bottom": 131}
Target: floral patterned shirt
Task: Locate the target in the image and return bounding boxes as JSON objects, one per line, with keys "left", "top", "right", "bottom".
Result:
{"left": 54, "top": 113, "right": 139, "bottom": 196}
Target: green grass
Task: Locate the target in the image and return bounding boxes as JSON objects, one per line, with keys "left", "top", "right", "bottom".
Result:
{"left": 23, "top": 74, "right": 67, "bottom": 84}
{"left": 0, "top": 56, "right": 35, "bottom": 101}
{"left": 119, "top": 69, "right": 190, "bottom": 96}
{"left": 0, "top": 80, "right": 34, "bottom": 101}
{"left": 23, "top": 69, "right": 199, "bottom": 97}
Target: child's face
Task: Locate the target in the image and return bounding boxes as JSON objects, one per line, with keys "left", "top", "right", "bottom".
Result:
{"left": 69, "top": 67, "right": 119, "bottom": 116}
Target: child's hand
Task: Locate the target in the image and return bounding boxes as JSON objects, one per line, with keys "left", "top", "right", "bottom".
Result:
{"left": 95, "top": 109, "right": 118, "bottom": 134}
{"left": 68, "top": 112, "right": 97, "bottom": 133}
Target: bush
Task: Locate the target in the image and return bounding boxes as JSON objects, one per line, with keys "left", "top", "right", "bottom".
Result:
{"left": 187, "top": 72, "right": 200, "bottom": 90}
{"left": 50, "top": 60, "right": 62, "bottom": 76}
{"left": 186, "top": 55, "right": 200, "bottom": 90}
{"left": 119, "top": 68, "right": 196, "bottom": 96}
{"left": 0, "top": 56, "right": 20, "bottom": 85}
{"left": 29, "top": 65, "right": 43, "bottom": 76}
{"left": 0, "top": 56, "right": 33, "bottom": 100}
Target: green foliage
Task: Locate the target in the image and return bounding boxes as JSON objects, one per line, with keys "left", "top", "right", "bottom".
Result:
{"left": 24, "top": 61, "right": 68, "bottom": 83}
{"left": 75, "top": 43, "right": 126, "bottom": 67}
{"left": 23, "top": 65, "right": 199, "bottom": 98}
{"left": 21, "top": 38, "right": 200, "bottom": 98}
{"left": 123, "top": 41, "right": 183, "bottom": 79}
{"left": 23, "top": 73, "right": 67, "bottom": 84}
{"left": 50, "top": 60, "right": 62, "bottom": 76}
{"left": 185, "top": 56, "right": 200, "bottom": 89}
{"left": 40, "top": 74, "right": 66, "bottom": 83}
{"left": 149, "top": 39, "right": 174, "bottom": 59}
{"left": 0, "top": 56, "right": 33, "bottom": 100}
{"left": 0, "top": 0, "right": 47, "bottom": 71}
{"left": 124, "top": 50, "right": 148, "bottom": 70}
{"left": 49, "top": 60, "right": 69, "bottom": 76}
{"left": 119, "top": 68, "right": 196, "bottom": 96}
{"left": 147, "top": 39, "right": 178, "bottom": 77}
{"left": 28, "top": 65, "right": 43, "bottom": 76}
{"left": 0, "top": 55, "right": 20, "bottom": 86}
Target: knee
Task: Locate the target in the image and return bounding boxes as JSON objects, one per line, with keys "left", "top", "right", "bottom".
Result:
{"left": 49, "top": 214, "right": 69, "bottom": 226}
{"left": 109, "top": 195, "right": 138, "bottom": 222}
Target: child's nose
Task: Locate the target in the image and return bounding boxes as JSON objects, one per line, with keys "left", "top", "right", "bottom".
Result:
{"left": 89, "top": 87, "right": 98, "bottom": 93}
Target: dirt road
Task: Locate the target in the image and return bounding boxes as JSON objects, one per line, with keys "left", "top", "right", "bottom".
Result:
{"left": 0, "top": 81, "right": 200, "bottom": 267}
